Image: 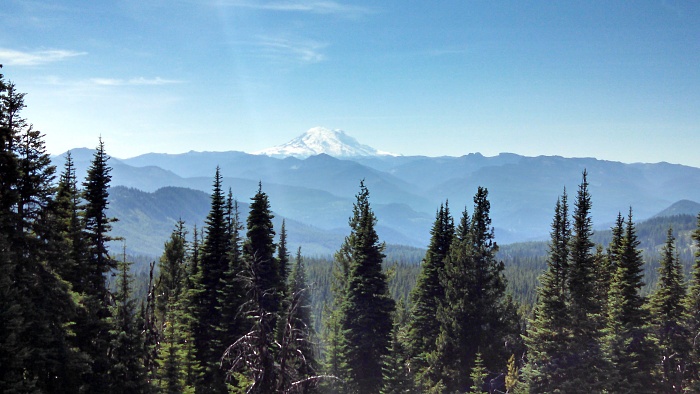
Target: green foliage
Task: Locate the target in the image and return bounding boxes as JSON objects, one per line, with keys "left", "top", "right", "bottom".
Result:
{"left": 108, "top": 251, "right": 150, "bottom": 393}
{"left": 469, "top": 352, "right": 488, "bottom": 394}
{"left": 685, "top": 213, "right": 700, "bottom": 389}
{"left": 335, "top": 181, "right": 395, "bottom": 393}
{"left": 381, "top": 300, "right": 415, "bottom": 394}
{"left": 600, "top": 210, "right": 656, "bottom": 393}
{"left": 523, "top": 190, "right": 571, "bottom": 392}
{"left": 431, "top": 187, "right": 521, "bottom": 393}
{"left": 648, "top": 228, "right": 690, "bottom": 392}
{"left": 192, "top": 167, "right": 232, "bottom": 392}
{"left": 79, "top": 138, "right": 118, "bottom": 392}
{"left": 408, "top": 202, "right": 453, "bottom": 389}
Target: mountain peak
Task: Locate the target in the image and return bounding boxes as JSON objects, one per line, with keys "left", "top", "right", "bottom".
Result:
{"left": 256, "top": 127, "right": 392, "bottom": 158}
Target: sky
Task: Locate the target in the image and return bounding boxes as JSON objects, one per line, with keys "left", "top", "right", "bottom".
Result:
{"left": 1, "top": 1, "right": 699, "bottom": 167}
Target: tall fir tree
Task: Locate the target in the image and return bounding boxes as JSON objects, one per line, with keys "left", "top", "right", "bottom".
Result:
{"left": 649, "top": 228, "right": 690, "bottom": 393}
{"left": 278, "top": 219, "right": 290, "bottom": 294}
{"left": 0, "top": 73, "right": 86, "bottom": 393}
{"left": 192, "top": 167, "right": 231, "bottom": 393}
{"left": 431, "top": 187, "right": 520, "bottom": 393}
{"left": 523, "top": 190, "right": 571, "bottom": 392}
{"left": 601, "top": 209, "right": 656, "bottom": 393}
{"left": 336, "top": 181, "right": 395, "bottom": 393}
{"left": 217, "top": 194, "right": 246, "bottom": 347}
{"left": 407, "top": 202, "right": 454, "bottom": 389}
{"left": 220, "top": 183, "right": 281, "bottom": 392}
{"left": 79, "top": 137, "right": 117, "bottom": 393}
{"left": 243, "top": 182, "right": 280, "bottom": 321}
{"left": 557, "top": 170, "right": 603, "bottom": 393}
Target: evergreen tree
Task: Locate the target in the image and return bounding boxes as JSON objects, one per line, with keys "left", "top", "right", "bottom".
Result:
{"left": 180, "top": 225, "right": 204, "bottom": 392}
{"left": 321, "top": 236, "right": 352, "bottom": 389}
{"left": 408, "top": 202, "right": 454, "bottom": 389}
{"left": 286, "top": 247, "right": 319, "bottom": 391}
{"left": 192, "top": 167, "right": 231, "bottom": 393}
{"left": 431, "top": 187, "right": 520, "bottom": 393}
{"left": 523, "top": 191, "right": 571, "bottom": 392}
{"left": 108, "top": 248, "right": 149, "bottom": 393}
{"left": 0, "top": 74, "right": 85, "bottom": 393}
{"left": 505, "top": 354, "right": 525, "bottom": 394}
{"left": 278, "top": 219, "right": 290, "bottom": 293}
{"left": 336, "top": 181, "right": 395, "bottom": 393}
{"left": 649, "top": 228, "right": 690, "bottom": 393}
{"left": 558, "top": 170, "right": 602, "bottom": 393}
{"left": 155, "top": 221, "right": 193, "bottom": 393}
{"left": 684, "top": 213, "right": 700, "bottom": 389}
{"left": 141, "top": 261, "right": 159, "bottom": 389}
{"left": 601, "top": 209, "right": 655, "bottom": 393}
{"left": 156, "top": 220, "right": 188, "bottom": 322}
{"left": 0, "top": 78, "right": 22, "bottom": 238}
{"left": 469, "top": 352, "right": 488, "bottom": 394}
{"left": 79, "top": 137, "right": 117, "bottom": 393}
{"left": 51, "top": 152, "right": 87, "bottom": 291}
{"left": 243, "top": 182, "right": 280, "bottom": 321}
{"left": 381, "top": 300, "right": 414, "bottom": 394}
{"left": 217, "top": 196, "right": 246, "bottom": 353}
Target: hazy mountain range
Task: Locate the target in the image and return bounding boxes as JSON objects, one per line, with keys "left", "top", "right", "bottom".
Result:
{"left": 54, "top": 127, "right": 700, "bottom": 257}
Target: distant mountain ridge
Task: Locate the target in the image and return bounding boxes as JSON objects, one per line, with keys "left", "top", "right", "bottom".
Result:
{"left": 54, "top": 134, "right": 700, "bottom": 257}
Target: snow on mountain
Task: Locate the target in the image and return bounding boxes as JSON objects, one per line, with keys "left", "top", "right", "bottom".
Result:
{"left": 256, "top": 127, "right": 394, "bottom": 158}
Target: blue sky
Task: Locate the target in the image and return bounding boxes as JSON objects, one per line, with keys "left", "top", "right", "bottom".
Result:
{"left": 1, "top": 1, "right": 699, "bottom": 166}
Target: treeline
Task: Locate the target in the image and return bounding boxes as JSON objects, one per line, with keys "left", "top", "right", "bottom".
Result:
{"left": 5, "top": 68, "right": 700, "bottom": 394}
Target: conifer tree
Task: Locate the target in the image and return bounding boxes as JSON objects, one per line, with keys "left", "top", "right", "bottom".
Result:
{"left": 216, "top": 195, "right": 249, "bottom": 391}
{"left": 155, "top": 221, "right": 193, "bottom": 393}
{"left": 156, "top": 220, "right": 188, "bottom": 322}
{"left": 431, "top": 187, "right": 519, "bottom": 393}
{"left": 649, "top": 228, "right": 690, "bottom": 393}
{"left": 381, "top": 300, "right": 414, "bottom": 394}
{"left": 601, "top": 209, "right": 655, "bottom": 393}
{"left": 408, "top": 202, "right": 454, "bottom": 389}
{"left": 557, "top": 170, "right": 602, "bottom": 393}
{"left": 217, "top": 197, "right": 246, "bottom": 355}
{"left": 243, "top": 182, "right": 280, "bottom": 321}
{"left": 336, "top": 181, "right": 395, "bottom": 393}
{"left": 523, "top": 191, "right": 571, "bottom": 392}
{"left": 0, "top": 74, "right": 86, "bottom": 393}
{"left": 287, "top": 247, "right": 318, "bottom": 390}
{"left": 51, "top": 152, "right": 87, "bottom": 291}
{"left": 180, "top": 225, "right": 204, "bottom": 392}
{"left": 684, "top": 213, "right": 700, "bottom": 389}
{"left": 0, "top": 233, "right": 30, "bottom": 393}
{"left": 469, "top": 352, "right": 488, "bottom": 394}
{"left": 505, "top": 354, "right": 525, "bottom": 394}
{"left": 0, "top": 78, "right": 23, "bottom": 238}
{"left": 321, "top": 237, "right": 352, "bottom": 388}
{"left": 192, "top": 167, "right": 231, "bottom": 393}
{"left": 278, "top": 219, "right": 290, "bottom": 292}
{"left": 108, "top": 248, "right": 149, "bottom": 393}
{"left": 79, "top": 138, "right": 117, "bottom": 393}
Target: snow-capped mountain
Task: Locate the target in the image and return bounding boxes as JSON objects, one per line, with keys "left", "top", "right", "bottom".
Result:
{"left": 256, "top": 127, "right": 392, "bottom": 158}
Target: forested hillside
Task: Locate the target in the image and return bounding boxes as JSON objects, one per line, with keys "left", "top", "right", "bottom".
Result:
{"left": 6, "top": 70, "right": 700, "bottom": 394}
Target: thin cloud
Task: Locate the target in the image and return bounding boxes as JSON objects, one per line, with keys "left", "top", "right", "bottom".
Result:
{"left": 255, "top": 36, "right": 327, "bottom": 64}
{"left": 0, "top": 48, "right": 86, "bottom": 66}
{"left": 218, "top": 0, "right": 375, "bottom": 16}
{"left": 90, "top": 77, "right": 183, "bottom": 86}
